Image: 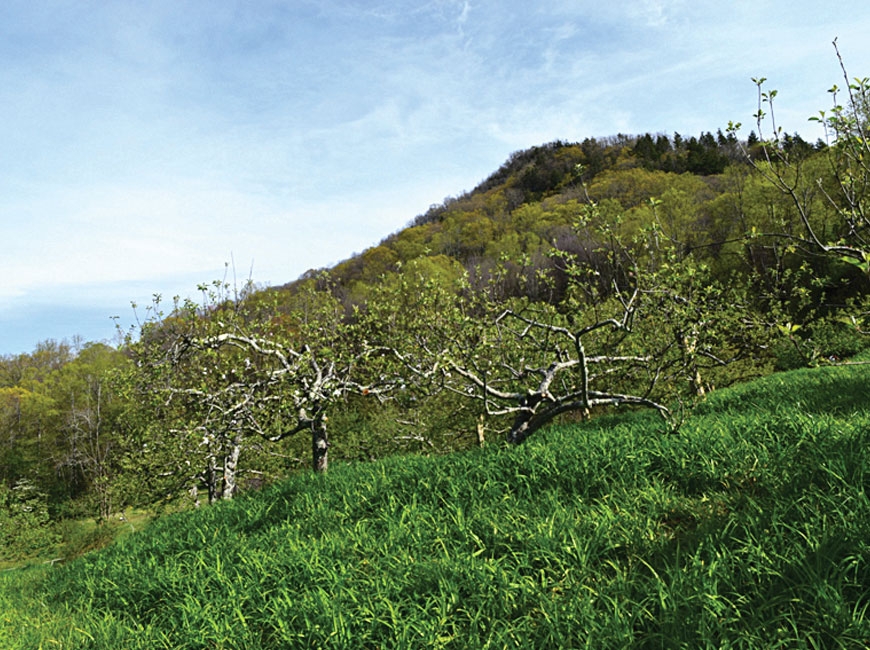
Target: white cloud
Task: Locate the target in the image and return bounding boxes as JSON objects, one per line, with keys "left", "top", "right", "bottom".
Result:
{"left": 2, "top": 0, "right": 870, "bottom": 353}
{"left": 458, "top": 0, "right": 471, "bottom": 26}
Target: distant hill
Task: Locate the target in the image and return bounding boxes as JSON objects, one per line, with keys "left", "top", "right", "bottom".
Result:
{"left": 277, "top": 129, "right": 826, "bottom": 308}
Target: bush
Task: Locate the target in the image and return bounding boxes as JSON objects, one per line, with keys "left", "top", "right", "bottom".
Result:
{"left": 0, "top": 479, "right": 60, "bottom": 562}
{"left": 773, "top": 319, "right": 870, "bottom": 370}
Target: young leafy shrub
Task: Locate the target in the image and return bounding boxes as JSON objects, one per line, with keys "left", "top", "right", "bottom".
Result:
{"left": 773, "top": 317, "right": 870, "bottom": 370}
{"left": 0, "top": 479, "right": 59, "bottom": 562}
{"left": 811, "top": 318, "right": 870, "bottom": 359}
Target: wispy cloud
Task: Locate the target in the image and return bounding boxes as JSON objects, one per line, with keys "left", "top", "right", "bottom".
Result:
{"left": 2, "top": 0, "right": 870, "bottom": 353}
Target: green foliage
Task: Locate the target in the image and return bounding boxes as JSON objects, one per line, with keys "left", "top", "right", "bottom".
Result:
{"left": 2, "top": 364, "right": 869, "bottom": 647}
{"left": 0, "top": 341, "right": 131, "bottom": 525}
{"left": 0, "top": 479, "right": 59, "bottom": 561}
{"left": 749, "top": 46, "right": 870, "bottom": 280}
{"left": 772, "top": 316, "right": 870, "bottom": 370}
{"left": 0, "top": 385, "right": 58, "bottom": 485}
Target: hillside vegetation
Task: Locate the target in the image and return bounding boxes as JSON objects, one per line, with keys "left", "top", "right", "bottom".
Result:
{"left": 2, "top": 61, "right": 870, "bottom": 647}
{"left": 7, "top": 43, "right": 870, "bottom": 507}
{"left": 5, "top": 123, "right": 869, "bottom": 525}
{"left": 2, "top": 361, "right": 869, "bottom": 648}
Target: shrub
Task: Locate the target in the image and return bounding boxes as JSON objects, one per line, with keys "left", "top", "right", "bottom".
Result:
{"left": 0, "top": 479, "right": 59, "bottom": 562}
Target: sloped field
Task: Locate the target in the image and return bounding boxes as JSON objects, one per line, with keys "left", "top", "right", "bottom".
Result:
{"left": 2, "top": 363, "right": 869, "bottom": 648}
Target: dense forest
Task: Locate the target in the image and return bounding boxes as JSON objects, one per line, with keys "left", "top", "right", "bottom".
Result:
{"left": 3, "top": 71, "right": 870, "bottom": 563}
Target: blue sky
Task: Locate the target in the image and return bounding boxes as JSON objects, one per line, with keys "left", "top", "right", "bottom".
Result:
{"left": 2, "top": 0, "right": 869, "bottom": 355}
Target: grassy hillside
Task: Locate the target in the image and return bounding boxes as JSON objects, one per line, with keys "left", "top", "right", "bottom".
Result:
{"left": 2, "top": 362, "right": 870, "bottom": 648}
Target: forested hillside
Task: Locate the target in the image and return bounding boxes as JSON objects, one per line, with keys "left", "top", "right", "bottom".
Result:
{"left": 3, "top": 68, "right": 870, "bottom": 560}
{"left": 318, "top": 129, "right": 812, "bottom": 291}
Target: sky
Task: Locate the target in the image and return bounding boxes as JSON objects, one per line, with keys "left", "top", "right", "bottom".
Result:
{"left": 2, "top": 0, "right": 870, "bottom": 356}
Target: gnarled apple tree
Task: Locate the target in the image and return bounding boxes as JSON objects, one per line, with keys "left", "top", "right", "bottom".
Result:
{"left": 124, "top": 277, "right": 378, "bottom": 504}
{"left": 368, "top": 199, "right": 759, "bottom": 445}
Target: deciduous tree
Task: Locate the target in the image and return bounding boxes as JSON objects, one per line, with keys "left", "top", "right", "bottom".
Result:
{"left": 125, "top": 277, "right": 385, "bottom": 505}
{"left": 739, "top": 40, "right": 870, "bottom": 339}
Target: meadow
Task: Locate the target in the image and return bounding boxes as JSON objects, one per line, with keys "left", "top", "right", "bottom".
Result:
{"left": 2, "top": 361, "right": 869, "bottom": 648}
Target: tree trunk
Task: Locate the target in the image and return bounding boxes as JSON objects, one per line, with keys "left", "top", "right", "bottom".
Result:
{"left": 506, "top": 395, "right": 541, "bottom": 445}
{"left": 95, "top": 473, "right": 111, "bottom": 522}
{"left": 312, "top": 417, "right": 329, "bottom": 473}
{"left": 679, "top": 330, "right": 706, "bottom": 397}
{"left": 206, "top": 454, "right": 218, "bottom": 505}
{"left": 221, "top": 441, "right": 242, "bottom": 500}
{"left": 506, "top": 411, "right": 534, "bottom": 445}
{"left": 189, "top": 485, "right": 201, "bottom": 508}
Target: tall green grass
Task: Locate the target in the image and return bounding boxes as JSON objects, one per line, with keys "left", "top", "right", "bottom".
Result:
{"left": 2, "top": 363, "right": 869, "bottom": 648}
